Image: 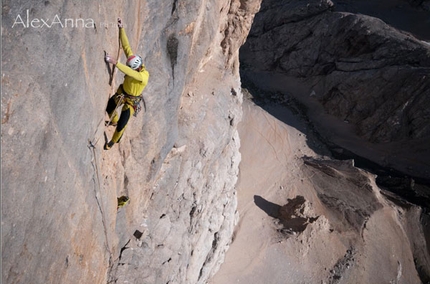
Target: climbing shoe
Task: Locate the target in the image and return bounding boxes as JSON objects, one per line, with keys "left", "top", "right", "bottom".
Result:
{"left": 104, "top": 141, "right": 114, "bottom": 150}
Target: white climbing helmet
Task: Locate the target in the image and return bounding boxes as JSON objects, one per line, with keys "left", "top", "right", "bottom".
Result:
{"left": 126, "top": 55, "right": 143, "bottom": 70}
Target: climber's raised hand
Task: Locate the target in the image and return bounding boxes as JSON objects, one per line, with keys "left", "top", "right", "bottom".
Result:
{"left": 117, "top": 18, "right": 123, "bottom": 29}
{"left": 105, "top": 53, "right": 117, "bottom": 65}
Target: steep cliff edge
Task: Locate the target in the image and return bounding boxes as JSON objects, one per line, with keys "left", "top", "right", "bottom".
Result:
{"left": 1, "top": 0, "right": 260, "bottom": 283}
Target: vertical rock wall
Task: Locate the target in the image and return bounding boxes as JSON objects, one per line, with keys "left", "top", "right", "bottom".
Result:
{"left": 1, "top": 0, "right": 261, "bottom": 283}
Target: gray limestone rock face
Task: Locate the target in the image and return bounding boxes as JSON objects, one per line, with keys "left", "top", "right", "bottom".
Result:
{"left": 1, "top": 0, "right": 261, "bottom": 283}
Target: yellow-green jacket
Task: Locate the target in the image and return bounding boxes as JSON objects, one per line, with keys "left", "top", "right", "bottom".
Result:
{"left": 116, "top": 28, "right": 149, "bottom": 96}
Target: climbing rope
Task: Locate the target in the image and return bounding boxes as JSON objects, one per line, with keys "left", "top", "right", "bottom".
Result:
{"left": 89, "top": 30, "right": 123, "bottom": 148}
{"left": 109, "top": 31, "right": 122, "bottom": 95}
{"left": 85, "top": 28, "right": 123, "bottom": 267}
{"left": 87, "top": 23, "right": 140, "bottom": 283}
{"left": 88, "top": 142, "right": 115, "bottom": 271}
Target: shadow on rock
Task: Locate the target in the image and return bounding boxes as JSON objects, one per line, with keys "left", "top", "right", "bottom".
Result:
{"left": 254, "top": 195, "right": 281, "bottom": 218}
{"left": 254, "top": 195, "right": 319, "bottom": 237}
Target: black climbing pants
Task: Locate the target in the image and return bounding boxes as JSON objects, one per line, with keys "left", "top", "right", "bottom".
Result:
{"left": 106, "top": 93, "right": 135, "bottom": 143}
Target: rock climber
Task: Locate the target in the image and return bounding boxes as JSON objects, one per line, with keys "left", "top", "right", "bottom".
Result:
{"left": 104, "top": 18, "right": 149, "bottom": 150}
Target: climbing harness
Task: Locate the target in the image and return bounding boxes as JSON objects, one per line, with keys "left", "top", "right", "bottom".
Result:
{"left": 117, "top": 84, "right": 146, "bottom": 117}
{"left": 123, "top": 93, "right": 145, "bottom": 117}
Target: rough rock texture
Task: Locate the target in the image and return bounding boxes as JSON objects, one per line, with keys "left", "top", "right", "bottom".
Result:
{"left": 212, "top": 100, "right": 430, "bottom": 284}
{"left": 2, "top": 0, "right": 260, "bottom": 283}
{"left": 240, "top": 0, "right": 430, "bottom": 180}
{"left": 303, "top": 158, "right": 430, "bottom": 284}
{"left": 213, "top": 2, "right": 430, "bottom": 281}
{"left": 4, "top": 1, "right": 430, "bottom": 284}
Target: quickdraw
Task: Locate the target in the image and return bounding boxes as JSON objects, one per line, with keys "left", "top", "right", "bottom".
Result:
{"left": 133, "top": 100, "right": 142, "bottom": 117}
